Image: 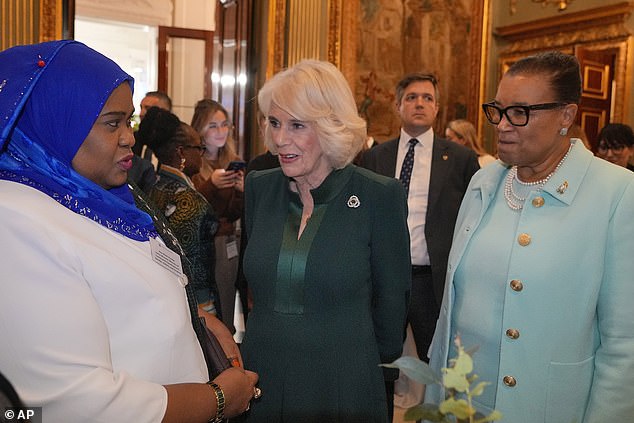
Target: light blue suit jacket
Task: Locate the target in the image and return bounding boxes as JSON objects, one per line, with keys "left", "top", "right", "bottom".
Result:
{"left": 426, "top": 140, "right": 634, "bottom": 422}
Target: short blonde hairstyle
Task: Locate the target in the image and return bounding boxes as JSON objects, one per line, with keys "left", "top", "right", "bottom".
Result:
{"left": 258, "top": 59, "right": 367, "bottom": 169}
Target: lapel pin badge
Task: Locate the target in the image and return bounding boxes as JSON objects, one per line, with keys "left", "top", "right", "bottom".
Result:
{"left": 347, "top": 195, "right": 360, "bottom": 208}
{"left": 556, "top": 181, "right": 568, "bottom": 194}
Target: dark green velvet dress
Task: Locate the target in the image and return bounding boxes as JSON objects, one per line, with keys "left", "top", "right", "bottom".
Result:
{"left": 242, "top": 165, "right": 411, "bottom": 422}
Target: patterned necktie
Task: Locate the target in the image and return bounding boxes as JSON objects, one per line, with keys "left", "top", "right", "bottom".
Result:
{"left": 399, "top": 138, "right": 418, "bottom": 196}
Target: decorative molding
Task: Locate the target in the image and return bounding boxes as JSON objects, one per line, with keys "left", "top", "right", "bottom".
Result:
{"left": 338, "top": 0, "right": 358, "bottom": 90}
{"left": 75, "top": 0, "right": 172, "bottom": 26}
{"left": 470, "top": 0, "right": 490, "bottom": 135}
{"left": 496, "top": 2, "right": 634, "bottom": 126}
{"left": 499, "top": 22, "right": 630, "bottom": 54}
{"left": 40, "top": 0, "right": 62, "bottom": 42}
{"left": 510, "top": 0, "right": 573, "bottom": 15}
{"left": 496, "top": 2, "right": 633, "bottom": 42}
{"left": 327, "top": 0, "right": 341, "bottom": 67}
{"left": 266, "top": 0, "right": 286, "bottom": 79}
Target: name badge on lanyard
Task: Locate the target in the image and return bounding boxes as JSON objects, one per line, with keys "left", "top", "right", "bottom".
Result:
{"left": 149, "top": 236, "right": 184, "bottom": 278}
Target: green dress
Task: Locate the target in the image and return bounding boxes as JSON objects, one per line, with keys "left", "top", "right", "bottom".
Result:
{"left": 242, "top": 165, "right": 411, "bottom": 422}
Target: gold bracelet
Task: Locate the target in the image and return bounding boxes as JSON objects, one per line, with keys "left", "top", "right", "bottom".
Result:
{"left": 207, "top": 381, "right": 225, "bottom": 423}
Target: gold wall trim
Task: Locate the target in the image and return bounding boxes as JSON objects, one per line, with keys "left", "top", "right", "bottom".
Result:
{"left": 496, "top": 2, "right": 633, "bottom": 42}
{"left": 266, "top": 0, "right": 286, "bottom": 80}
{"left": 39, "top": 0, "right": 62, "bottom": 42}
{"left": 471, "top": 0, "right": 491, "bottom": 138}
{"left": 266, "top": 0, "right": 348, "bottom": 81}
{"left": 327, "top": 0, "right": 341, "bottom": 67}
{"left": 1, "top": 0, "right": 39, "bottom": 50}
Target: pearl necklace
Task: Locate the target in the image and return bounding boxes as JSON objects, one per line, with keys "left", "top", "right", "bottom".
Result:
{"left": 504, "top": 143, "right": 572, "bottom": 211}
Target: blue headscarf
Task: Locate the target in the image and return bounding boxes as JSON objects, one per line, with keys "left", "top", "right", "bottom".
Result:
{"left": 0, "top": 40, "right": 156, "bottom": 241}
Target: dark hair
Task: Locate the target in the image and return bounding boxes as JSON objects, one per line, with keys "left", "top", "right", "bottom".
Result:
{"left": 598, "top": 123, "right": 634, "bottom": 148}
{"left": 137, "top": 106, "right": 182, "bottom": 163}
{"left": 507, "top": 51, "right": 581, "bottom": 104}
{"left": 145, "top": 91, "right": 173, "bottom": 111}
{"left": 395, "top": 73, "right": 439, "bottom": 104}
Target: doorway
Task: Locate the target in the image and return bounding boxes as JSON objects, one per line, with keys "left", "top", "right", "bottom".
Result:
{"left": 74, "top": 17, "right": 158, "bottom": 126}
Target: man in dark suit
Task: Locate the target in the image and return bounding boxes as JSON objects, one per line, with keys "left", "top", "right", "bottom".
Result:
{"left": 363, "top": 74, "right": 479, "bottom": 412}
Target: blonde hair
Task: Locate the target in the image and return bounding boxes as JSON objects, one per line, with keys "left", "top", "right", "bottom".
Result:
{"left": 446, "top": 119, "right": 488, "bottom": 157}
{"left": 258, "top": 59, "right": 367, "bottom": 169}
{"left": 190, "top": 99, "right": 239, "bottom": 172}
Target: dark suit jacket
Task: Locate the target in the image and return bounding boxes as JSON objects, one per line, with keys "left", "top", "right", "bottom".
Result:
{"left": 362, "top": 135, "right": 480, "bottom": 304}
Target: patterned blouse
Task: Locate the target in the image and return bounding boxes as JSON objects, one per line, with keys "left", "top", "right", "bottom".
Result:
{"left": 150, "top": 165, "right": 221, "bottom": 316}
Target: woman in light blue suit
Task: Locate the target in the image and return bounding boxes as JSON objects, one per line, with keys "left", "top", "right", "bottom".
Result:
{"left": 426, "top": 51, "right": 634, "bottom": 422}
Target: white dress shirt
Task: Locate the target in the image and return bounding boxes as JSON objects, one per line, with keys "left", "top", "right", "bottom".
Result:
{"left": 395, "top": 128, "right": 433, "bottom": 266}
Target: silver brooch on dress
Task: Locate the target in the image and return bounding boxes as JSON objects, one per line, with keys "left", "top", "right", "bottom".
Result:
{"left": 347, "top": 195, "right": 360, "bottom": 208}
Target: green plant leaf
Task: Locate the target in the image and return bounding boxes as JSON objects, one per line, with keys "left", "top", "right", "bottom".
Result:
{"left": 403, "top": 403, "right": 446, "bottom": 422}
{"left": 381, "top": 356, "right": 441, "bottom": 385}
{"left": 442, "top": 366, "right": 470, "bottom": 392}
{"left": 474, "top": 410, "right": 503, "bottom": 422}
{"left": 470, "top": 381, "right": 490, "bottom": 397}
{"left": 439, "top": 397, "right": 474, "bottom": 420}
{"left": 452, "top": 348, "right": 473, "bottom": 375}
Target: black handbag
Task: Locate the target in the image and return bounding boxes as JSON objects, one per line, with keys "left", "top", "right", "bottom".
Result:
{"left": 198, "top": 316, "right": 233, "bottom": 379}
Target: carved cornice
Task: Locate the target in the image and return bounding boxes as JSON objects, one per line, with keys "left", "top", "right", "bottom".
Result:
{"left": 496, "top": 2, "right": 633, "bottom": 43}
{"left": 501, "top": 22, "right": 630, "bottom": 54}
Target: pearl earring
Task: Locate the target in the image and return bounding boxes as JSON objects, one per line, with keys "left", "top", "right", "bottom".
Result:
{"left": 559, "top": 127, "right": 568, "bottom": 136}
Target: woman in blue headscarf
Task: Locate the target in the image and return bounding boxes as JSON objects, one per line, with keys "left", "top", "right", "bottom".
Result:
{"left": 0, "top": 40, "right": 258, "bottom": 422}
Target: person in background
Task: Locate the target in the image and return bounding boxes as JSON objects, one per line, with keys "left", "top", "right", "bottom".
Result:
{"left": 139, "top": 90, "right": 173, "bottom": 122}
{"left": 241, "top": 59, "right": 410, "bottom": 422}
{"left": 362, "top": 72, "right": 479, "bottom": 420}
{"left": 445, "top": 118, "right": 496, "bottom": 167}
{"left": 191, "top": 99, "right": 245, "bottom": 334}
{"left": 129, "top": 91, "right": 172, "bottom": 193}
{"left": 595, "top": 122, "right": 634, "bottom": 171}
{"left": 141, "top": 106, "right": 222, "bottom": 317}
{"left": 0, "top": 40, "right": 258, "bottom": 422}
{"left": 427, "top": 51, "right": 634, "bottom": 422}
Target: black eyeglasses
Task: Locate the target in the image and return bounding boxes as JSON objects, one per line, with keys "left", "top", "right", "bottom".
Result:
{"left": 482, "top": 102, "right": 568, "bottom": 127}
{"left": 597, "top": 143, "right": 626, "bottom": 154}
{"left": 180, "top": 145, "right": 206, "bottom": 155}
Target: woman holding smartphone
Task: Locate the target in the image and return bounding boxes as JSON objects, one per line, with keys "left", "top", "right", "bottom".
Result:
{"left": 191, "top": 99, "right": 245, "bottom": 334}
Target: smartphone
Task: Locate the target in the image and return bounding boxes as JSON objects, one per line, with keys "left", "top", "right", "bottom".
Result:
{"left": 226, "top": 161, "right": 247, "bottom": 171}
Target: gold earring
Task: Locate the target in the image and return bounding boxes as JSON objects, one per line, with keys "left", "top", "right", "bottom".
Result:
{"left": 179, "top": 157, "right": 186, "bottom": 171}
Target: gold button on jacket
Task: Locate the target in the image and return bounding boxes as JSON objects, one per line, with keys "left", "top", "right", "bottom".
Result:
{"left": 510, "top": 279, "right": 523, "bottom": 291}
{"left": 518, "top": 233, "right": 531, "bottom": 246}
{"left": 506, "top": 328, "right": 520, "bottom": 339}
{"left": 532, "top": 196, "right": 545, "bottom": 207}
{"left": 503, "top": 375, "right": 517, "bottom": 387}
